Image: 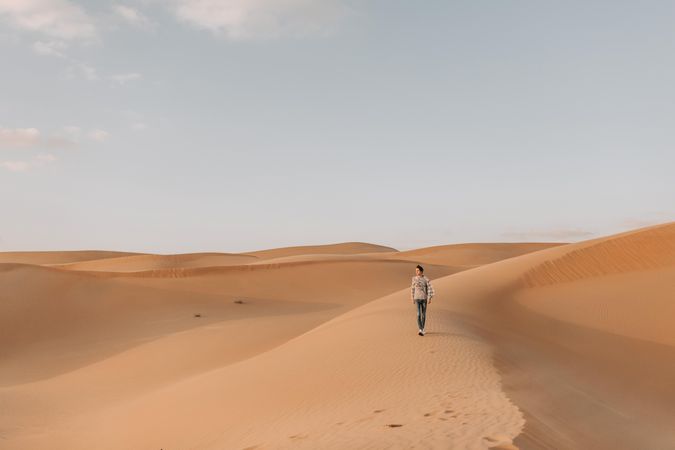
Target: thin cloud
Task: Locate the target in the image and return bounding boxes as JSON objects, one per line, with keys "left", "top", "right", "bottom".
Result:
{"left": 0, "top": 126, "right": 105, "bottom": 149}
{"left": 65, "top": 61, "right": 98, "bottom": 80}
{"left": 32, "top": 39, "right": 67, "bottom": 57}
{"left": 88, "top": 129, "right": 110, "bottom": 142}
{"left": 0, "top": 160, "right": 30, "bottom": 171}
{"left": 112, "top": 4, "right": 154, "bottom": 29}
{"left": 0, "top": 0, "right": 96, "bottom": 40}
{"left": 166, "top": 0, "right": 351, "bottom": 40}
{"left": 0, "top": 127, "right": 41, "bottom": 148}
{"left": 110, "top": 72, "right": 142, "bottom": 84}
{"left": 501, "top": 228, "right": 595, "bottom": 241}
{"left": 0, "top": 152, "right": 57, "bottom": 172}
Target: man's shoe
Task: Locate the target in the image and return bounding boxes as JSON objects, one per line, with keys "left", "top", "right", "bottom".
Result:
{"left": 420, "top": 330, "right": 425, "bottom": 336}
{"left": 418, "top": 330, "right": 423, "bottom": 336}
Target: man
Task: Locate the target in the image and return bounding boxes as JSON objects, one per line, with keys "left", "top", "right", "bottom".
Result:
{"left": 411, "top": 264, "right": 434, "bottom": 336}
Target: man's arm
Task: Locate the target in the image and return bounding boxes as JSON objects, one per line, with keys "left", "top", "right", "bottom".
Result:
{"left": 411, "top": 277, "right": 415, "bottom": 302}
{"left": 427, "top": 277, "right": 435, "bottom": 302}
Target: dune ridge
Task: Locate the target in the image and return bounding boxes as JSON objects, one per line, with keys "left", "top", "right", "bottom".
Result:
{"left": 431, "top": 222, "right": 675, "bottom": 449}
{"left": 395, "top": 242, "right": 563, "bottom": 268}
{"left": 0, "top": 250, "right": 144, "bottom": 265}
{"left": 521, "top": 222, "right": 675, "bottom": 287}
{"left": 55, "top": 252, "right": 260, "bottom": 272}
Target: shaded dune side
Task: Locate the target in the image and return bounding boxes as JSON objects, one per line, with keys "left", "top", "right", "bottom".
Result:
{"left": 0, "top": 250, "right": 144, "bottom": 265}
{"left": 56, "top": 252, "right": 259, "bottom": 272}
{"left": 433, "top": 223, "right": 675, "bottom": 449}
{"left": 56, "top": 258, "right": 453, "bottom": 278}
{"left": 396, "top": 243, "right": 563, "bottom": 267}
{"left": 521, "top": 222, "right": 675, "bottom": 287}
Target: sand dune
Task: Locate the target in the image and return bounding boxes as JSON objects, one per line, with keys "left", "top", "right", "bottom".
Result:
{"left": 0, "top": 259, "right": 455, "bottom": 386}
{"left": 0, "top": 250, "right": 143, "bottom": 265}
{"left": 8, "top": 289, "right": 524, "bottom": 450}
{"left": 515, "top": 222, "right": 675, "bottom": 347}
{"left": 56, "top": 252, "right": 260, "bottom": 272}
{"left": 1, "top": 224, "right": 674, "bottom": 449}
{"left": 243, "top": 241, "right": 398, "bottom": 260}
{"left": 521, "top": 222, "right": 675, "bottom": 287}
{"left": 433, "top": 221, "right": 675, "bottom": 449}
{"left": 394, "top": 242, "right": 563, "bottom": 268}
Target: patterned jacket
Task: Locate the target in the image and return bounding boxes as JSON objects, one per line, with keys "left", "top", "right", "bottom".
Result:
{"left": 411, "top": 275, "right": 435, "bottom": 300}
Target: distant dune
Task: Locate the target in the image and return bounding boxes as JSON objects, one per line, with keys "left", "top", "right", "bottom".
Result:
{"left": 243, "top": 241, "right": 398, "bottom": 260}
{"left": 1, "top": 224, "right": 674, "bottom": 449}
{"left": 0, "top": 250, "right": 144, "bottom": 265}
{"left": 394, "top": 242, "right": 563, "bottom": 267}
{"left": 56, "top": 252, "right": 260, "bottom": 272}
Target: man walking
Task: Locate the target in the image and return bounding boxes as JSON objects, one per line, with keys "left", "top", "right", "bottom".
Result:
{"left": 411, "top": 264, "right": 434, "bottom": 336}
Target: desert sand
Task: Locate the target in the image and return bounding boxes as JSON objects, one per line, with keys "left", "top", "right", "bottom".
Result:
{"left": 1, "top": 224, "right": 674, "bottom": 449}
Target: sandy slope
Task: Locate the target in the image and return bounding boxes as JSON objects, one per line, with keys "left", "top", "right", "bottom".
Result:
{"left": 1, "top": 226, "right": 674, "bottom": 449}
{"left": 1, "top": 287, "right": 525, "bottom": 450}
{"left": 433, "top": 222, "right": 675, "bottom": 449}
{"left": 0, "top": 259, "right": 455, "bottom": 386}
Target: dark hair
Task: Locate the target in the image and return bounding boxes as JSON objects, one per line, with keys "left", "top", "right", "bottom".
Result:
{"left": 416, "top": 264, "right": 424, "bottom": 273}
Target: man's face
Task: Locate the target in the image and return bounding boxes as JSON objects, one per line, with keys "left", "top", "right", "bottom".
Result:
{"left": 415, "top": 268, "right": 421, "bottom": 276}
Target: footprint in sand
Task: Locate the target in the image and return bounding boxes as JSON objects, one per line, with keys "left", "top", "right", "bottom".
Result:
{"left": 386, "top": 424, "right": 403, "bottom": 428}
{"left": 288, "top": 434, "right": 308, "bottom": 440}
{"left": 373, "top": 409, "right": 385, "bottom": 413}
{"left": 483, "top": 435, "right": 517, "bottom": 449}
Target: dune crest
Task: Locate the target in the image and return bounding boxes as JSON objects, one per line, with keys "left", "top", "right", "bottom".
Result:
{"left": 520, "top": 222, "right": 675, "bottom": 287}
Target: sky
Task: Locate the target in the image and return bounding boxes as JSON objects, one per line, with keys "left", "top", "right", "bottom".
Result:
{"left": 1, "top": 0, "right": 674, "bottom": 253}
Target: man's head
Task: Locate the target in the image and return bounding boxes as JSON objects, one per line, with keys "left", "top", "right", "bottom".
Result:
{"left": 415, "top": 264, "right": 424, "bottom": 276}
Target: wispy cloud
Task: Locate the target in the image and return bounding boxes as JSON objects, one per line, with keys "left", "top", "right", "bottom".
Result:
{"left": 166, "top": 0, "right": 351, "bottom": 40}
{"left": 88, "top": 129, "right": 110, "bottom": 142}
{"left": 112, "top": 4, "right": 154, "bottom": 29}
{"left": 32, "top": 39, "right": 67, "bottom": 56}
{"left": 110, "top": 72, "right": 142, "bottom": 84}
{"left": 0, "top": 125, "right": 108, "bottom": 149}
{"left": 0, "top": 127, "right": 41, "bottom": 148}
{"left": 65, "top": 61, "right": 98, "bottom": 80}
{"left": 501, "top": 228, "right": 595, "bottom": 241}
{"left": 1, "top": 152, "right": 57, "bottom": 172}
{"left": 0, "top": 0, "right": 97, "bottom": 41}
{"left": 620, "top": 214, "right": 674, "bottom": 230}
{"left": 0, "top": 160, "right": 30, "bottom": 171}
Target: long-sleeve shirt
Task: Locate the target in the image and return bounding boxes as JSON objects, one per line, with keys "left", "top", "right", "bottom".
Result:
{"left": 411, "top": 275, "right": 434, "bottom": 300}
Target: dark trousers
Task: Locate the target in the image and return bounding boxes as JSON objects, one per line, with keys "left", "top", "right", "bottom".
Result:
{"left": 415, "top": 299, "right": 427, "bottom": 330}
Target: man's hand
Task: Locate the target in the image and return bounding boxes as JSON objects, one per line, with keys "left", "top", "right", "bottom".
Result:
{"left": 428, "top": 298, "right": 432, "bottom": 305}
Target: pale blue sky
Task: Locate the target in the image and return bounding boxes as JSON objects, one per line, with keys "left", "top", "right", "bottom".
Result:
{"left": 1, "top": 0, "right": 673, "bottom": 253}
